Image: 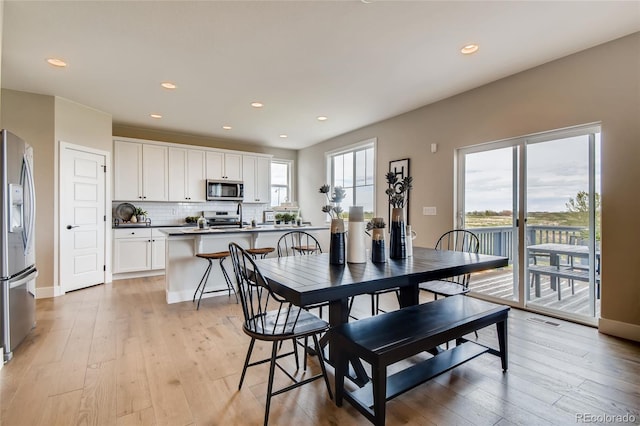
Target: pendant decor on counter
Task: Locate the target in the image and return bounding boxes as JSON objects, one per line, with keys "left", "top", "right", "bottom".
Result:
{"left": 329, "top": 218, "right": 346, "bottom": 265}
{"left": 347, "top": 206, "right": 367, "bottom": 263}
{"left": 389, "top": 207, "right": 407, "bottom": 259}
{"left": 369, "top": 217, "right": 387, "bottom": 263}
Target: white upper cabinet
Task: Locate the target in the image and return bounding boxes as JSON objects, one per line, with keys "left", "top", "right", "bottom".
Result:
{"left": 114, "top": 141, "right": 143, "bottom": 201}
{"left": 206, "top": 151, "right": 242, "bottom": 181}
{"left": 114, "top": 141, "right": 168, "bottom": 201}
{"left": 242, "top": 155, "right": 271, "bottom": 203}
{"left": 141, "top": 144, "right": 169, "bottom": 201}
{"left": 169, "top": 148, "right": 205, "bottom": 202}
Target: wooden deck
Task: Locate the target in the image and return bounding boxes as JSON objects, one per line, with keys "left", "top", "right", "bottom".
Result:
{"left": 468, "top": 268, "right": 601, "bottom": 318}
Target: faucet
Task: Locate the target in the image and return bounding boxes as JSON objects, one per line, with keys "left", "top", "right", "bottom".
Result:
{"left": 236, "top": 202, "right": 243, "bottom": 228}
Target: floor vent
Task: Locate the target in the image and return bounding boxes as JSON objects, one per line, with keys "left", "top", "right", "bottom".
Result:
{"left": 527, "top": 317, "right": 561, "bottom": 327}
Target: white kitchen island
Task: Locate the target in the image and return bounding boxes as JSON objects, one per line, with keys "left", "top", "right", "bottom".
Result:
{"left": 161, "top": 226, "right": 330, "bottom": 304}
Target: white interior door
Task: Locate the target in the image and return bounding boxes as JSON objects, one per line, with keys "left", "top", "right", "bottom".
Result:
{"left": 60, "top": 145, "right": 106, "bottom": 292}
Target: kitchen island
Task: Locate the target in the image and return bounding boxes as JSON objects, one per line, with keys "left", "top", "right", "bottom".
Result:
{"left": 160, "top": 225, "right": 330, "bottom": 304}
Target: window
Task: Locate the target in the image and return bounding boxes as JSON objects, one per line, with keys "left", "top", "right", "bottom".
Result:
{"left": 270, "top": 160, "right": 291, "bottom": 207}
{"left": 327, "top": 139, "right": 376, "bottom": 220}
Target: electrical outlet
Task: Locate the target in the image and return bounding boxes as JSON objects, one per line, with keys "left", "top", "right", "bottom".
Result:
{"left": 423, "top": 206, "right": 437, "bottom": 216}
{"left": 171, "top": 208, "right": 177, "bottom": 216}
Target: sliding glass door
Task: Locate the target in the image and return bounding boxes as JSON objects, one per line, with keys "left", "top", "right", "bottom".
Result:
{"left": 460, "top": 146, "right": 519, "bottom": 303}
{"left": 458, "top": 125, "right": 601, "bottom": 322}
{"left": 524, "top": 131, "right": 601, "bottom": 320}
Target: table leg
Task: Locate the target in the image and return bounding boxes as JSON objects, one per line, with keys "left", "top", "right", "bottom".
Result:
{"left": 398, "top": 281, "right": 419, "bottom": 308}
{"left": 550, "top": 253, "right": 559, "bottom": 291}
{"left": 326, "top": 298, "right": 369, "bottom": 387}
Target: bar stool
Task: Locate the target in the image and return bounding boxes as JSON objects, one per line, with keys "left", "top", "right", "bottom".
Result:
{"left": 193, "top": 251, "right": 237, "bottom": 310}
{"left": 245, "top": 247, "right": 275, "bottom": 259}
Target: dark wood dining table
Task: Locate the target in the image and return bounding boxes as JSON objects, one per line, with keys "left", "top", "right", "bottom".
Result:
{"left": 255, "top": 246, "right": 509, "bottom": 382}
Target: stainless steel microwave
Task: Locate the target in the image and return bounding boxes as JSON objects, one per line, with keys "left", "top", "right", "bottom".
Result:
{"left": 206, "top": 180, "right": 244, "bottom": 201}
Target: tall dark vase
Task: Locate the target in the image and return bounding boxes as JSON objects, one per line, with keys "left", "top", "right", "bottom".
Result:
{"left": 329, "top": 218, "right": 346, "bottom": 265}
{"left": 371, "top": 228, "right": 386, "bottom": 263}
{"left": 389, "top": 207, "right": 407, "bottom": 259}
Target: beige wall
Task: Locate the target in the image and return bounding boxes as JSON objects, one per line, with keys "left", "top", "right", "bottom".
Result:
{"left": 1, "top": 89, "right": 55, "bottom": 290}
{"left": 299, "top": 33, "right": 640, "bottom": 337}
{"left": 1, "top": 90, "right": 112, "bottom": 293}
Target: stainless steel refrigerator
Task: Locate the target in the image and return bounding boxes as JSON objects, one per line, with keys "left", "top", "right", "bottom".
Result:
{"left": 1, "top": 129, "right": 37, "bottom": 362}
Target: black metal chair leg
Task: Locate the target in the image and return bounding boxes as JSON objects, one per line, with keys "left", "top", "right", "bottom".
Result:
{"left": 264, "top": 342, "right": 279, "bottom": 426}
{"left": 193, "top": 260, "right": 212, "bottom": 304}
{"left": 239, "top": 338, "right": 256, "bottom": 390}
{"left": 312, "top": 334, "right": 333, "bottom": 400}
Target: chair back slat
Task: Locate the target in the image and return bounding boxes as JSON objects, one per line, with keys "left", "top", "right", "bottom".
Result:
{"left": 229, "top": 242, "right": 300, "bottom": 336}
{"left": 435, "top": 229, "right": 480, "bottom": 288}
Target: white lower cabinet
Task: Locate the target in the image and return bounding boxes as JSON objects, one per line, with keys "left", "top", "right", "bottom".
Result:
{"left": 113, "top": 228, "right": 166, "bottom": 274}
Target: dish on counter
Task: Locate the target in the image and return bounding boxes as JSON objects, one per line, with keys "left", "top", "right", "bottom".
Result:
{"left": 115, "top": 202, "right": 136, "bottom": 221}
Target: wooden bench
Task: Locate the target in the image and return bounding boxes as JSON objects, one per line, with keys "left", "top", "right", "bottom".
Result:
{"left": 333, "top": 296, "right": 509, "bottom": 426}
{"left": 528, "top": 265, "right": 600, "bottom": 300}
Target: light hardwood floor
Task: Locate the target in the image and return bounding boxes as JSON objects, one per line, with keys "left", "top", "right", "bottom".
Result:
{"left": 1, "top": 276, "right": 638, "bottom": 426}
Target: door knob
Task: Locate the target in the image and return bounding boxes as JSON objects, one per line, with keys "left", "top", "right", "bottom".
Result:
{"left": 66, "top": 225, "right": 79, "bottom": 230}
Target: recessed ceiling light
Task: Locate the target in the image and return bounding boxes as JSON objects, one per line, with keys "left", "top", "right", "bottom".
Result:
{"left": 222, "top": 125, "right": 232, "bottom": 130}
{"left": 317, "top": 116, "right": 328, "bottom": 121}
{"left": 251, "top": 102, "right": 264, "bottom": 108}
{"left": 161, "top": 82, "right": 177, "bottom": 89}
{"left": 279, "top": 134, "right": 288, "bottom": 138}
{"left": 150, "top": 114, "right": 162, "bottom": 119}
{"left": 460, "top": 44, "right": 479, "bottom": 55}
{"left": 46, "top": 58, "right": 67, "bottom": 67}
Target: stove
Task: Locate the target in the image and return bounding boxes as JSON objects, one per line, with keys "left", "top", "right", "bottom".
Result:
{"left": 204, "top": 211, "right": 243, "bottom": 228}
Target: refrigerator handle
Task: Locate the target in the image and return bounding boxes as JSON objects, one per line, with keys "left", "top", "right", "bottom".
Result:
{"left": 8, "top": 268, "right": 38, "bottom": 289}
{"left": 23, "top": 153, "right": 36, "bottom": 254}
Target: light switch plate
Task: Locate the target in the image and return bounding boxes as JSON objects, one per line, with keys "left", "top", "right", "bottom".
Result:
{"left": 423, "top": 206, "right": 437, "bottom": 216}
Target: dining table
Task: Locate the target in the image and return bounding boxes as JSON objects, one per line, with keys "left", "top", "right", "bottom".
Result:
{"left": 255, "top": 246, "right": 509, "bottom": 384}
{"left": 527, "top": 242, "right": 600, "bottom": 298}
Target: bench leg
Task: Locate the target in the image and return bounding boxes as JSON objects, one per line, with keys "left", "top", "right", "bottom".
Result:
{"left": 372, "top": 363, "right": 387, "bottom": 426}
{"left": 496, "top": 319, "right": 508, "bottom": 372}
{"left": 534, "top": 273, "right": 541, "bottom": 298}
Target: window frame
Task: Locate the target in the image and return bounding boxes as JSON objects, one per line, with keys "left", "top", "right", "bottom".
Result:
{"left": 270, "top": 159, "right": 293, "bottom": 207}
{"left": 325, "top": 138, "right": 377, "bottom": 220}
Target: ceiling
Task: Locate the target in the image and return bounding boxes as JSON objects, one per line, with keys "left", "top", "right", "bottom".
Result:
{"left": 2, "top": 1, "right": 639, "bottom": 150}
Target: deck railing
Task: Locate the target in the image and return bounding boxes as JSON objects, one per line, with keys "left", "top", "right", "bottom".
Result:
{"left": 467, "top": 225, "right": 586, "bottom": 262}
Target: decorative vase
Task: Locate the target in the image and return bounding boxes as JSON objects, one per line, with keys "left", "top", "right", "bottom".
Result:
{"left": 371, "top": 228, "right": 386, "bottom": 263}
{"left": 347, "top": 206, "right": 367, "bottom": 263}
{"left": 329, "top": 218, "right": 346, "bottom": 265}
{"left": 389, "top": 207, "right": 407, "bottom": 259}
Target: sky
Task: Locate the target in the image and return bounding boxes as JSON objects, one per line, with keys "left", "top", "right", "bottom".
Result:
{"left": 465, "top": 134, "right": 601, "bottom": 213}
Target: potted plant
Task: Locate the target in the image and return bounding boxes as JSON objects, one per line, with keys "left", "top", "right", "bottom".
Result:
{"left": 134, "top": 207, "right": 148, "bottom": 223}
{"left": 385, "top": 172, "right": 413, "bottom": 259}
{"left": 319, "top": 184, "right": 347, "bottom": 264}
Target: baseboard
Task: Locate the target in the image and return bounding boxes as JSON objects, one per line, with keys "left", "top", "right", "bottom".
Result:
{"left": 166, "top": 287, "right": 233, "bottom": 305}
{"left": 112, "top": 270, "right": 164, "bottom": 281}
{"left": 36, "top": 285, "right": 65, "bottom": 299}
{"left": 599, "top": 317, "right": 640, "bottom": 342}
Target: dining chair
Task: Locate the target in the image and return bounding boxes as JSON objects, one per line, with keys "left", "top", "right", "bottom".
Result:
{"left": 276, "top": 230, "right": 322, "bottom": 257}
{"left": 419, "top": 229, "right": 480, "bottom": 299}
{"left": 228, "top": 242, "right": 333, "bottom": 426}
{"left": 277, "top": 231, "right": 328, "bottom": 317}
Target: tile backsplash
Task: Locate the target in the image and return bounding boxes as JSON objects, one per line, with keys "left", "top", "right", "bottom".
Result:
{"left": 112, "top": 201, "right": 269, "bottom": 226}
